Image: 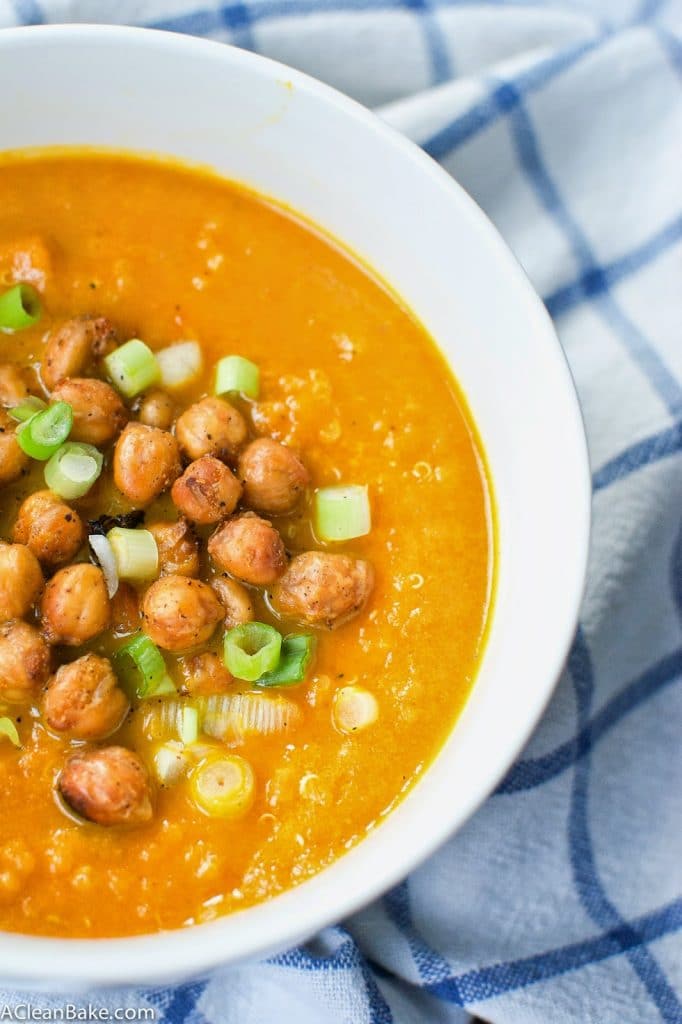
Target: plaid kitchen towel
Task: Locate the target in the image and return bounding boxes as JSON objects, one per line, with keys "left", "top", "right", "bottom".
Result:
{"left": 0, "top": 0, "right": 681, "bottom": 1021}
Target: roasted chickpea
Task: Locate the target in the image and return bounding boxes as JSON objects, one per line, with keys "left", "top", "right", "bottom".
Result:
{"left": 210, "top": 575, "right": 254, "bottom": 629}
{"left": 171, "top": 455, "right": 242, "bottom": 525}
{"left": 0, "top": 541, "right": 43, "bottom": 623}
{"left": 0, "top": 409, "right": 29, "bottom": 487}
{"left": 50, "top": 378, "right": 127, "bottom": 446}
{"left": 59, "top": 746, "right": 153, "bottom": 827}
{"left": 142, "top": 575, "right": 223, "bottom": 652}
{"left": 175, "top": 397, "right": 247, "bottom": 464}
{"left": 0, "top": 362, "right": 35, "bottom": 407}
{"left": 113, "top": 423, "right": 181, "bottom": 507}
{"left": 0, "top": 619, "right": 50, "bottom": 703}
{"left": 13, "top": 490, "right": 85, "bottom": 569}
{"left": 110, "top": 582, "right": 140, "bottom": 637}
{"left": 179, "top": 652, "right": 234, "bottom": 696}
{"left": 44, "top": 654, "right": 129, "bottom": 740}
{"left": 42, "top": 315, "right": 118, "bottom": 391}
{"left": 136, "top": 389, "right": 175, "bottom": 430}
{"left": 208, "top": 514, "right": 287, "bottom": 586}
{"left": 41, "top": 563, "right": 110, "bottom": 646}
{"left": 147, "top": 519, "right": 200, "bottom": 577}
{"left": 272, "top": 551, "right": 374, "bottom": 629}
{"left": 239, "top": 438, "right": 309, "bottom": 515}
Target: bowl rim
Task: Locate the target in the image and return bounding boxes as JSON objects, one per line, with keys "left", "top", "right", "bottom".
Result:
{"left": 0, "top": 22, "right": 591, "bottom": 988}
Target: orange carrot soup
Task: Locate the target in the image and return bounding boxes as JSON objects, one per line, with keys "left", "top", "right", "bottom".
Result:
{"left": 0, "top": 152, "right": 493, "bottom": 937}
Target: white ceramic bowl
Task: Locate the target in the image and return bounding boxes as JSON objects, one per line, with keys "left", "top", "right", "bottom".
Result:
{"left": 0, "top": 24, "right": 590, "bottom": 990}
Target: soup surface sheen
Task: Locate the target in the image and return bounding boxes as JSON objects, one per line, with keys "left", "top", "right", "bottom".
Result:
{"left": 0, "top": 153, "right": 493, "bottom": 937}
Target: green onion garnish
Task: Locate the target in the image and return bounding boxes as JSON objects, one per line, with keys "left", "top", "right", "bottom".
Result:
{"left": 44, "top": 442, "right": 103, "bottom": 500}
{"left": 214, "top": 355, "right": 260, "bottom": 400}
{"left": 179, "top": 705, "right": 199, "bottom": 745}
{"left": 104, "top": 339, "right": 160, "bottom": 398}
{"left": 190, "top": 754, "right": 254, "bottom": 819}
{"left": 0, "top": 717, "right": 20, "bottom": 747}
{"left": 107, "top": 527, "right": 159, "bottom": 582}
{"left": 256, "top": 634, "right": 316, "bottom": 687}
{"left": 224, "top": 622, "right": 282, "bottom": 682}
{"left": 156, "top": 341, "right": 203, "bottom": 390}
{"left": 9, "top": 396, "right": 47, "bottom": 423}
{"left": 314, "top": 484, "right": 371, "bottom": 542}
{"left": 114, "top": 633, "right": 176, "bottom": 699}
{"left": 17, "top": 401, "right": 73, "bottom": 460}
{"left": 0, "top": 283, "right": 41, "bottom": 332}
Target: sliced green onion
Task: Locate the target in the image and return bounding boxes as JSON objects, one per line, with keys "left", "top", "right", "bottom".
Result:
{"left": 9, "top": 396, "right": 47, "bottom": 423}
{"left": 141, "top": 693, "right": 302, "bottom": 742}
{"left": 17, "top": 401, "right": 73, "bottom": 460}
{"left": 107, "top": 527, "right": 158, "bottom": 582}
{"left": 0, "top": 717, "right": 20, "bottom": 747}
{"left": 88, "top": 534, "right": 119, "bottom": 598}
{"left": 104, "top": 339, "right": 160, "bottom": 398}
{"left": 224, "top": 622, "right": 282, "bottom": 682}
{"left": 314, "top": 484, "right": 371, "bottom": 542}
{"left": 214, "top": 355, "right": 259, "bottom": 400}
{"left": 156, "top": 341, "right": 203, "bottom": 390}
{"left": 179, "top": 706, "right": 199, "bottom": 745}
{"left": 190, "top": 754, "right": 255, "bottom": 819}
{"left": 332, "top": 685, "right": 379, "bottom": 734}
{"left": 0, "top": 284, "right": 41, "bottom": 332}
{"left": 153, "top": 741, "right": 191, "bottom": 785}
{"left": 114, "top": 633, "right": 175, "bottom": 699}
{"left": 44, "top": 442, "right": 103, "bottom": 500}
{"left": 256, "top": 634, "right": 316, "bottom": 687}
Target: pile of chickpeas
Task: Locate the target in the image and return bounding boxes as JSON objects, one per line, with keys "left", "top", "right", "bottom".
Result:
{"left": 0, "top": 315, "right": 373, "bottom": 827}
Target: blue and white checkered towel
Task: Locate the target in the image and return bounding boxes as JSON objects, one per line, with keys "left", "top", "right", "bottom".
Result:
{"left": 1, "top": 1, "right": 681, "bottom": 1021}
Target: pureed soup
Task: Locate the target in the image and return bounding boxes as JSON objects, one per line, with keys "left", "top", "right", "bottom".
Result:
{"left": 0, "top": 152, "right": 493, "bottom": 938}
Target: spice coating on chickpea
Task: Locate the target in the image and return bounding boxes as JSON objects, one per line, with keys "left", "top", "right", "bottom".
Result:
{"left": 59, "top": 747, "right": 153, "bottom": 827}
{"left": 147, "top": 519, "right": 200, "bottom": 577}
{"left": 175, "top": 397, "right": 247, "bottom": 464}
{"left": 44, "top": 654, "right": 129, "bottom": 740}
{"left": 239, "top": 438, "right": 310, "bottom": 515}
{"left": 273, "top": 551, "right": 374, "bottom": 629}
{"left": 0, "top": 619, "right": 51, "bottom": 703}
{"left": 0, "top": 409, "right": 29, "bottom": 487}
{"left": 42, "top": 315, "right": 118, "bottom": 391}
{"left": 136, "top": 389, "right": 175, "bottom": 430}
{"left": 109, "top": 582, "right": 140, "bottom": 637}
{"left": 113, "top": 423, "right": 181, "bottom": 507}
{"left": 13, "top": 490, "right": 85, "bottom": 569}
{"left": 179, "top": 652, "right": 234, "bottom": 696}
{"left": 210, "top": 575, "right": 255, "bottom": 629}
{"left": 208, "top": 514, "right": 287, "bottom": 586}
{"left": 171, "top": 455, "right": 242, "bottom": 525}
{"left": 40, "top": 563, "right": 110, "bottom": 646}
{"left": 0, "top": 541, "right": 43, "bottom": 623}
{"left": 142, "top": 575, "right": 224, "bottom": 652}
{"left": 50, "top": 378, "right": 127, "bottom": 446}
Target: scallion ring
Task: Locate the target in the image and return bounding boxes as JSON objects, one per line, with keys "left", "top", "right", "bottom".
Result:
{"left": 44, "top": 442, "right": 103, "bottom": 500}
{"left": 104, "top": 338, "right": 160, "bottom": 398}
{"left": 256, "top": 634, "right": 316, "bottom": 687}
{"left": 223, "top": 622, "right": 282, "bottom": 682}
{"left": 17, "top": 401, "right": 73, "bottom": 460}
{"left": 0, "top": 283, "right": 41, "bottom": 332}
{"left": 88, "top": 534, "right": 119, "bottom": 598}
{"left": 9, "top": 396, "right": 47, "bottom": 423}
{"left": 107, "top": 527, "right": 158, "bottom": 582}
{"left": 314, "top": 484, "right": 371, "bottom": 542}
{"left": 214, "top": 355, "right": 260, "bottom": 400}
{"left": 114, "top": 633, "right": 175, "bottom": 699}
{"left": 0, "top": 717, "right": 20, "bottom": 747}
